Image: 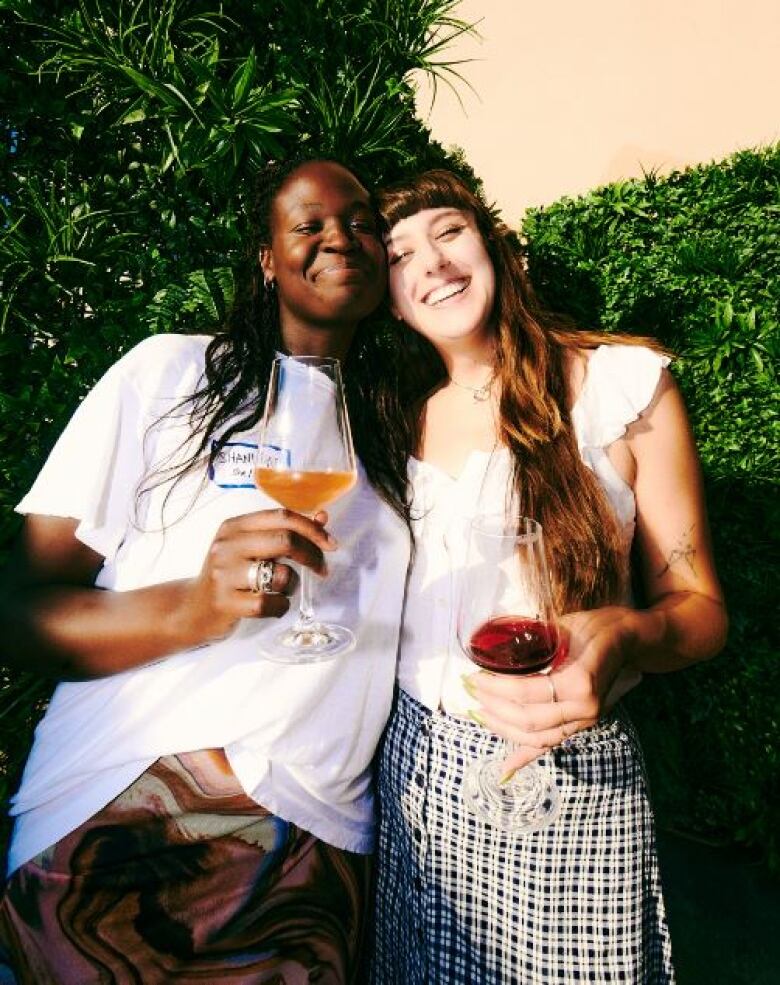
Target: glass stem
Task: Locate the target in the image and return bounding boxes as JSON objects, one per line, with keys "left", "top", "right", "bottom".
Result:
{"left": 295, "top": 566, "right": 315, "bottom": 629}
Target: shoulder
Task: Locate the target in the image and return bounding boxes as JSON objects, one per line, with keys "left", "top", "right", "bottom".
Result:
{"left": 114, "top": 333, "right": 211, "bottom": 377}
{"left": 570, "top": 341, "right": 671, "bottom": 450}
{"left": 578, "top": 342, "right": 670, "bottom": 403}
{"left": 107, "top": 333, "right": 213, "bottom": 402}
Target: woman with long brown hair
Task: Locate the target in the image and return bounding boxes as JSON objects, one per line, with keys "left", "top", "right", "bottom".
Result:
{"left": 371, "top": 170, "right": 727, "bottom": 983}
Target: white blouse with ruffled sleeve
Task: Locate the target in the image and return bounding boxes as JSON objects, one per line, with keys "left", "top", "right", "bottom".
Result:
{"left": 397, "top": 344, "right": 670, "bottom": 715}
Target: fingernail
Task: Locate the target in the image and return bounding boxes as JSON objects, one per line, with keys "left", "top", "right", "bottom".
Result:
{"left": 499, "top": 768, "right": 517, "bottom": 786}
{"left": 461, "top": 674, "right": 477, "bottom": 698}
{"left": 467, "top": 709, "right": 486, "bottom": 727}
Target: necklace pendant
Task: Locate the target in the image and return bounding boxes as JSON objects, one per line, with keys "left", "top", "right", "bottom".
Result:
{"left": 449, "top": 372, "right": 495, "bottom": 401}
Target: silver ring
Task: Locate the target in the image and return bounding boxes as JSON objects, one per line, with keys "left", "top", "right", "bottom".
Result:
{"left": 547, "top": 674, "right": 567, "bottom": 729}
{"left": 247, "top": 559, "right": 275, "bottom": 594}
{"left": 257, "top": 559, "right": 274, "bottom": 593}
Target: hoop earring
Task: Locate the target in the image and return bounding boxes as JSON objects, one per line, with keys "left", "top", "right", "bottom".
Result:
{"left": 264, "top": 277, "right": 276, "bottom": 294}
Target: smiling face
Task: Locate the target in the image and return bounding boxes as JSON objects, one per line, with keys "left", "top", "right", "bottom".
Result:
{"left": 384, "top": 207, "right": 496, "bottom": 352}
{"left": 261, "top": 161, "right": 386, "bottom": 354}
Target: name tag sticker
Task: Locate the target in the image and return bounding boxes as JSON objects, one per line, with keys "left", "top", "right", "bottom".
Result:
{"left": 209, "top": 441, "right": 257, "bottom": 489}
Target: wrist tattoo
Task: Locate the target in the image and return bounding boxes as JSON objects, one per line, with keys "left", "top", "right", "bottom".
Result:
{"left": 657, "top": 523, "right": 697, "bottom": 577}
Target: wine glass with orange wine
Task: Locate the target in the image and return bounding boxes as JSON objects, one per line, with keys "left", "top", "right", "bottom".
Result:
{"left": 457, "top": 514, "right": 562, "bottom": 831}
{"left": 254, "top": 355, "right": 357, "bottom": 663}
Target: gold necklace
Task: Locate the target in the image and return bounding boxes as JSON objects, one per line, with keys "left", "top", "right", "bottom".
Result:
{"left": 448, "top": 373, "right": 495, "bottom": 402}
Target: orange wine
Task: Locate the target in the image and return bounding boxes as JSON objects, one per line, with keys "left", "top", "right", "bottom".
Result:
{"left": 254, "top": 468, "right": 356, "bottom": 513}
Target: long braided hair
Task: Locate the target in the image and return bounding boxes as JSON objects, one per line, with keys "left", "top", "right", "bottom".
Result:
{"left": 377, "top": 169, "right": 668, "bottom": 613}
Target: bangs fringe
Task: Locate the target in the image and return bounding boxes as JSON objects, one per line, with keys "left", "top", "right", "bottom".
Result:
{"left": 379, "top": 170, "right": 483, "bottom": 230}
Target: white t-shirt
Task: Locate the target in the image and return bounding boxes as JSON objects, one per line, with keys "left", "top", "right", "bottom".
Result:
{"left": 398, "top": 344, "right": 670, "bottom": 713}
{"left": 9, "top": 334, "right": 410, "bottom": 872}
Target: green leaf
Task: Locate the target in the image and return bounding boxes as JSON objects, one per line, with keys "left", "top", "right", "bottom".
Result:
{"left": 231, "top": 48, "right": 256, "bottom": 105}
{"left": 118, "top": 105, "right": 147, "bottom": 125}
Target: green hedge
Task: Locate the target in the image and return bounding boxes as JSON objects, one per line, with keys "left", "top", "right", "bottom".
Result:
{"left": 522, "top": 144, "right": 780, "bottom": 868}
{"left": 2, "top": 2, "right": 777, "bottom": 873}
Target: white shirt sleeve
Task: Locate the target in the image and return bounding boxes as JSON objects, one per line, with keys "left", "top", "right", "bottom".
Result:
{"left": 15, "top": 352, "right": 146, "bottom": 562}
{"left": 572, "top": 344, "right": 671, "bottom": 454}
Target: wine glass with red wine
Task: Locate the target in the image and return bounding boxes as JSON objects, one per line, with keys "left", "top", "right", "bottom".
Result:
{"left": 457, "top": 514, "right": 562, "bottom": 831}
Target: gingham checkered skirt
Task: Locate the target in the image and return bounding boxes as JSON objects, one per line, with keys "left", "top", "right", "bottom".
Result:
{"left": 370, "top": 689, "right": 675, "bottom": 984}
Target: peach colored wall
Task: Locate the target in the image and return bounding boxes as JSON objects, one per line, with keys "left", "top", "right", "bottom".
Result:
{"left": 416, "top": 0, "right": 780, "bottom": 224}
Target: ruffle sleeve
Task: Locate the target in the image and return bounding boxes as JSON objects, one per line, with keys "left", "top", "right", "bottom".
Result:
{"left": 571, "top": 344, "right": 671, "bottom": 453}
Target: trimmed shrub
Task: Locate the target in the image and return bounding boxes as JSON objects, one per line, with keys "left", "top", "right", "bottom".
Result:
{"left": 523, "top": 144, "right": 779, "bottom": 868}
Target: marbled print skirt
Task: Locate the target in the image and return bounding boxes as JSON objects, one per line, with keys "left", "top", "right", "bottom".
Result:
{"left": 0, "top": 749, "right": 370, "bottom": 985}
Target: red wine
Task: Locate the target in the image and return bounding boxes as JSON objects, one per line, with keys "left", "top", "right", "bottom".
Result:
{"left": 468, "top": 616, "right": 558, "bottom": 675}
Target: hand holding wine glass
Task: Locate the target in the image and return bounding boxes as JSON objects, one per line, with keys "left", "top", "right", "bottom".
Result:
{"left": 465, "top": 604, "right": 641, "bottom": 777}
{"left": 253, "top": 354, "right": 357, "bottom": 663}
{"left": 457, "top": 514, "right": 563, "bottom": 831}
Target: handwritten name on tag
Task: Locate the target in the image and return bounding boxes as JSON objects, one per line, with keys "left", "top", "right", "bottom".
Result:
{"left": 208, "top": 441, "right": 291, "bottom": 488}
{"left": 256, "top": 443, "right": 291, "bottom": 469}
{"left": 209, "top": 441, "right": 256, "bottom": 488}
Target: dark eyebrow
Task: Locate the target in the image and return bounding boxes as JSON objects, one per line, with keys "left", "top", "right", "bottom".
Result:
{"left": 288, "top": 199, "right": 374, "bottom": 215}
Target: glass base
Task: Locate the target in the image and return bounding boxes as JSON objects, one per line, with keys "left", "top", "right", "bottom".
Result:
{"left": 462, "top": 754, "right": 560, "bottom": 832}
{"left": 258, "top": 621, "right": 356, "bottom": 664}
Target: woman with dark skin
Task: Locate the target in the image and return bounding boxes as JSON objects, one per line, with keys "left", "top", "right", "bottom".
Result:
{"left": 0, "top": 158, "right": 410, "bottom": 984}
